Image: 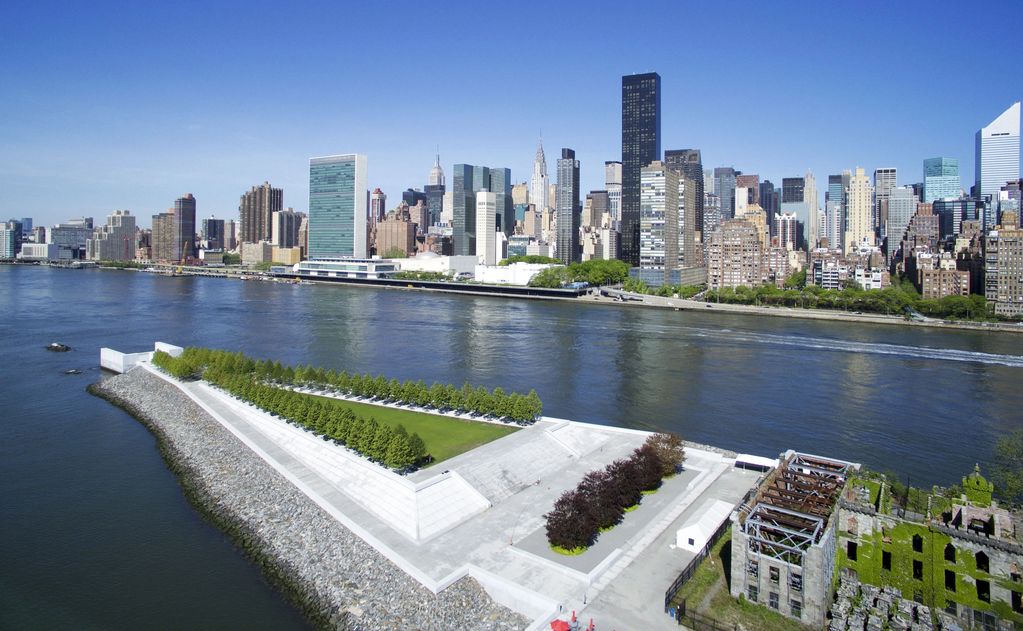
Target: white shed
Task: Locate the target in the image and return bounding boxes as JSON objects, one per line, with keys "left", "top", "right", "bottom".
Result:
{"left": 675, "top": 500, "right": 734, "bottom": 552}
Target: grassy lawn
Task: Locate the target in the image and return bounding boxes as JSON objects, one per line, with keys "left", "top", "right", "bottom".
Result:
{"left": 669, "top": 528, "right": 732, "bottom": 609}
{"left": 307, "top": 393, "right": 518, "bottom": 464}
{"left": 669, "top": 528, "right": 815, "bottom": 631}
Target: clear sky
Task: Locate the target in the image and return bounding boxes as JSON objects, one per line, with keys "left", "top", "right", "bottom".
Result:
{"left": 2, "top": 0, "right": 1020, "bottom": 229}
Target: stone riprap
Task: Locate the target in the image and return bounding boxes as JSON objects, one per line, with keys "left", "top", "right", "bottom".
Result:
{"left": 91, "top": 367, "right": 529, "bottom": 631}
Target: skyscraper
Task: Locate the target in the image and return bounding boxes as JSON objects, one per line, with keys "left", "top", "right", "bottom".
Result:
{"left": 202, "top": 217, "right": 225, "bottom": 250}
{"left": 151, "top": 211, "right": 176, "bottom": 261}
{"left": 873, "top": 168, "right": 897, "bottom": 238}
{"left": 401, "top": 189, "right": 427, "bottom": 209}
{"left": 663, "top": 149, "right": 704, "bottom": 238}
{"left": 781, "top": 177, "right": 807, "bottom": 242}
{"left": 475, "top": 191, "right": 498, "bottom": 265}
{"left": 489, "top": 166, "right": 513, "bottom": 236}
{"left": 933, "top": 198, "right": 981, "bottom": 239}
{"left": 805, "top": 171, "right": 819, "bottom": 250}
{"left": 173, "top": 194, "right": 196, "bottom": 261}
{"left": 759, "top": 180, "right": 779, "bottom": 217}
{"left": 530, "top": 138, "right": 549, "bottom": 238}
{"left": 774, "top": 212, "right": 801, "bottom": 250}
{"left": 976, "top": 102, "right": 1021, "bottom": 209}
{"left": 678, "top": 175, "right": 697, "bottom": 266}
{"left": 556, "top": 148, "right": 580, "bottom": 264}
{"left": 621, "top": 72, "right": 661, "bottom": 266}
{"left": 239, "top": 182, "right": 282, "bottom": 244}
{"left": 452, "top": 164, "right": 475, "bottom": 255}
{"left": 452, "top": 164, "right": 510, "bottom": 255}
{"left": 425, "top": 154, "right": 446, "bottom": 229}
{"left": 604, "top": 161, "right": 622, "bottom": 227}
{"left": 271, "top": 209, "right": 301, "bottom": 248}
{"left": 86, "top": 210, "right": 136, "bottom": 261}
{"left": 885, "top": 186, "right": 918, "bottom": 261}
{"left": 923, "top": 157, "right": 960, "bottom": 203}
{"left": 585, "top": 191, "right": 609, "bottom": 229}
{"left": 308, "top": 154, "right": 368, "bottom": 259}
{"left": 736, "top": 174, "right": 760, "bottom": 205}
{"left": 640, "top": 161, "right": 679, "bottom": 273}
{"left": 224, "top": 219, "right": 238, "bottom": 251}
{"left": 370, "top": 188, "right": 387, "bottom": 227}
{"left": 714, "top": 167, "right": 737, "bottom": 221}
{"left": 825, "top": 174, "right": 845, "bottom": 250}
{"left": 844, "top": 168, "right": 874, "bottom": 252}
{"left": 782, "top": 177, "right": 805, "bottom": 207}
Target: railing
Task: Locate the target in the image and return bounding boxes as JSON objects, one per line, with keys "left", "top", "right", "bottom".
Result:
{"left": 663, "top": 517, "right": 732, "bottom": 613}
{"left": 670, "top": 607, "right": 740, "bottom": 631}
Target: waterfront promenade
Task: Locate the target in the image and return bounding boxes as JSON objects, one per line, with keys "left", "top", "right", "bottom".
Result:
{"left": 592, "top": 288, "right": 1023, "bottom": 334}
{"left": 108, "top": 350, "right": 762, "bottom": 630}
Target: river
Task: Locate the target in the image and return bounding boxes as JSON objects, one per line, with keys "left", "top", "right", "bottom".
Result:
{"left": 2, "top": 264, "right": 1020, "bottom": 629}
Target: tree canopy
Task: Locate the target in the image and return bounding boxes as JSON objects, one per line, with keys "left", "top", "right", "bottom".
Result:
{"left": 528, "top": 259, "right": 630, "bottom": 288}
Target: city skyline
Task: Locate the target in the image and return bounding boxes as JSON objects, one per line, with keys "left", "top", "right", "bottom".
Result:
{"left": 2, "top": 1, "right": 1021, "bottom": 229}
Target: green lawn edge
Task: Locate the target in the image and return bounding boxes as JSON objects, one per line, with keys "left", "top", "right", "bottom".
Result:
{"left": 303, "top": 392, "right": 519, "bottom": 465}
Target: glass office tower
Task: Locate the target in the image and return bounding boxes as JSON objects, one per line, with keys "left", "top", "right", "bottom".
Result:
{"left": 621, "top": 72, "right": 661, "bottom": 266}
{"left": 309, "top": 154, "right": 368, "bottom": 259}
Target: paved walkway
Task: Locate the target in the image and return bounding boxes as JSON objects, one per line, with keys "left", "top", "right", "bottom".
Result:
{"left": 139, "top": 362, "right": 763, "bottom": 630}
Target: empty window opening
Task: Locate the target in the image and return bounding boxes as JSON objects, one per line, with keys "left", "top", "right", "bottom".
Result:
{"left": 913, "top": 560, "right": 923, "bottom": 580}
{"left": 944, "top": 543, "right": 955, "bottom": 563}
{"left": 945, "top": 569, "right": 956, "bottom": 592}
{"left": 790, "top": 600, "right": 802, "bottom": 618}
{"left": 976, "top": 551, "right": 989, "bottom": 573}
{"left": 790, "top": 573, "right": 802, "bottom": 592}
{"left": 977, "top": 579, "right": 990, "bottom": 603}
{"left": 882, "top": 550, "right": 892, "bottom": 571}
{"left": 847, "top": 541, "right": 858, "bottom": 561}
{"left": 912, "top": 534, "right": 923, "bottom": 552}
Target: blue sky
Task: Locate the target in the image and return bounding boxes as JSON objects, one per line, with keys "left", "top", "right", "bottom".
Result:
{"left": 2, "top": 0, "right": 1020, "bottom": 228}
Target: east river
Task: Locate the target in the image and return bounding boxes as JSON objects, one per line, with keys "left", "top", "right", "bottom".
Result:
{"left": 2, "top": 264, "right": 1022, "bottom": 629}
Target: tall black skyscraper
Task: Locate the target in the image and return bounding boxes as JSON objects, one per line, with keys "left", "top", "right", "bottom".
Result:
{"left": 173, "top": 193, "right": 196, "bottom": 261}
{"left": 664, "top": 149, "right": 704, "bottom": 238}
{"left": 621, "top": 72, "right": 661, "bottom": 266}
{"left": 556, "top": 148, "right": 581, "bottom": 264}
{"left": 759, "top": 180, "right": 779, "bottom": 215}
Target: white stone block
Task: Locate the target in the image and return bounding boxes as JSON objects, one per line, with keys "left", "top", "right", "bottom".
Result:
{"left": 154, "top": 342, "right": 184, "bottom": 357}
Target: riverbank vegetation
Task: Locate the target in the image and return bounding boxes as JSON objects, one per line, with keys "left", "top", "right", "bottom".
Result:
{"left": 391, "top": 270, "right": 450, "bottom": 281}
{"left": 97, "top": 260, "right": 148, "bottom": 269}
{"left": 622, "top": 278, "right": 705, "bottom": 298}
{"left": 545, "top": 433, "right": 685, "bottom": 551}
{"left": 617, "top": 269, "right": 1015, "bottom": 323}
{"left": 528, "top": 259, "right": 630, "bottom": 288}
{"left": 703, "top": 278, "right": 998, "bottom": 321}
{"left": 152, "top": 348, "right": 524, "bottom": 469}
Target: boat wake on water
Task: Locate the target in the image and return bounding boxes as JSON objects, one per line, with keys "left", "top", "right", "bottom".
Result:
{"left": 678, "top": 327, "right": 1023, "bottom": 368}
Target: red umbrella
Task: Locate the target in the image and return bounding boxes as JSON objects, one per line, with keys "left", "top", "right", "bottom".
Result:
{"left": 549, "top": 621, "right": 571, "bottom": 631}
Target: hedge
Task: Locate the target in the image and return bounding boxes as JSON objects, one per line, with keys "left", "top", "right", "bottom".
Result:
{"left": 545, "top": 433, "right": 686, "bottom": 550}
{"left": 152, "top": 347, "right": 542, "bottom": 424}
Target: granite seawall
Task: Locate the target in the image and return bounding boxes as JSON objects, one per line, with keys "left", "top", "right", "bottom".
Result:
{"left": 88, "top": 367, "right": 529, "bottom": 631}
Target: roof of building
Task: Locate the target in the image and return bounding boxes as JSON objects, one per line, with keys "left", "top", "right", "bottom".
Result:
{"left": 740, "top": 452, "right": 858, "bottom": 564}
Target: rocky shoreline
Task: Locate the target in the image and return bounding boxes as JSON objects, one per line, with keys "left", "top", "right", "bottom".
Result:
{"left": 88, "top": 368, "right": 529, "bottom": 631}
